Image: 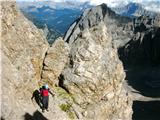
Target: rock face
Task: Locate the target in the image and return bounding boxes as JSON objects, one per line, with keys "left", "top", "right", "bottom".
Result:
{"left": 1, "top": 2, "right": 73, "bottom": 120}
{"left": 41, "top": 37, "right": 70, "bottom": 86}
{"left": 62, "top": 4, "right": 134, "bottom": 120}
{"left": 62, "top": 23, "right": 132, "bottom": 119}
{"left": 1, "top": 1, "right": 49, "bottom": 119}
{"left": 64, "top": 3, "right": 160, "bottom": 66}
{"left": 64, "top": 4, "right": 133, "bottom": 48}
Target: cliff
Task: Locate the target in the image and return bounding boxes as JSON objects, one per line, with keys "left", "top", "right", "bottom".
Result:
{"left": 1, "top": 1, "right": 69, "bottom": 120}
{"left": 64, "top": 4, "right": 133, "bottom": 48}
{"left": 1, "top": 1, "right": 48, "bottom": 119}
{"left": 62, "top": 22, "right": 132, "bottom": 119}
{"left": 62, "top": 4, "right": 133, "bottom": 120}
{"left": 119, "top": 15, "right": 160, "bottom": 65}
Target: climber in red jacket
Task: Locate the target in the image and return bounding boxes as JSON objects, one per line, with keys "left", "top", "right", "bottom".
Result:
{"left": 40, "top": 84, "right": 54, "bottom": 112}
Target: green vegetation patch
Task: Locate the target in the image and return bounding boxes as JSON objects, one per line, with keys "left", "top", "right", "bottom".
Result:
{"left": 55, "top": 87, "right": 73, "bottom": 101}
{"left": 60, "top": 103, "right": 71, "bottom": 112}
{"left": 59, "top": 103, "right": 75, "bottom": 119}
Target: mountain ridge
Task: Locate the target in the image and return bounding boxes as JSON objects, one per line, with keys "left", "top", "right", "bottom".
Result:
{"left": 64, "top": 3, "right": 133, "bottom": 47}
{"left": 17, "top": 1, "right": 160, "bottom": 43}
{"left": 112, "top": 2, "right": 158, "bottom": 18}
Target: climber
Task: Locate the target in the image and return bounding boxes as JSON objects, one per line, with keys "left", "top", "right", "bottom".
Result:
{"left": 40, "top": 84, "right": 54, "bottom": 112}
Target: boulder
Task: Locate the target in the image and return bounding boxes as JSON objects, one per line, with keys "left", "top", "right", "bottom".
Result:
{"left": 41, "top": 37, "right": 70, "bottom": 86}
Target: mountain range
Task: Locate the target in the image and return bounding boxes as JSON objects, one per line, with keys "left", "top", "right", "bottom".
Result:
{"left": 17, "top": 0, "right": 160, "bottom": 43}
{"left": 17, "top": 1, "right": 92, "bottom": 43}
{"left": 17, "top": 1, "right": 92, "bottom": 32}
{"left": 112, "top": 2, "right": 158, "bottom": 17}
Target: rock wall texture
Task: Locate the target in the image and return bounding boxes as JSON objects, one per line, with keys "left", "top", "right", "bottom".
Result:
{"left": 1, "top": 2, "right": 72, "bottom": 120}
{"left": 62, "top": 4, "right": 133, "bottom": 119}
{"left": 64, "top": 3, "right": 160, "bottom": 66}
{"left": 41, "top": 37, "right": 70, "bottom": 86}
{"left": 64, "top": 4, "right": 133, "bottom": 48}
{"left": 62, "top": 22, "right": 132, "bottom": 120}
{"left": 1, "top": 1, "right": 49, "bottom": 119}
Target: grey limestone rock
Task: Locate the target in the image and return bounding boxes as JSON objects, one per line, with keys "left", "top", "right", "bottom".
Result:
{"left": 64, "top": 4, "right": 133, "bottom": 49}
{"left": 41, "top": 37, "right": 70, "bottom": 86}
{"left": 1, "top": 2, "right": 69, "bottom": 120}
{"left": 62, "top": 23, "right": 133, "bottom": 120}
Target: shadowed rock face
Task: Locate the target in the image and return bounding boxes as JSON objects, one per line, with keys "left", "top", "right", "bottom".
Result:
{"left": 119, "top": 16, "right": 160, "bottom": 65}
{"left": 118, "top": 15, "right": 160, "bottom": 99}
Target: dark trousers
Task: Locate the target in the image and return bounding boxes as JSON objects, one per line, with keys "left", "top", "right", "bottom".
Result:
{"left": 42, "top": 96, "right": 49, "bottom": 110}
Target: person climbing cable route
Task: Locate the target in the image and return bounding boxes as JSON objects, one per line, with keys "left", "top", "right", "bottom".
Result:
{"left": 40, "top": 84, "right": 54, "bottom": 112}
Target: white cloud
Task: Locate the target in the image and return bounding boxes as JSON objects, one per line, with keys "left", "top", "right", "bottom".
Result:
{"left": 89, "top": 0, "right": 129, "bottom": 7}
{"left": 16, "top": 0, "right": 160, "bottom": 12}
{"left": 89, "top": 0, "right": 160, "bottom": 6}
{"left": 16, "top": 0, "right": 160, "bottom": 4}
{"left": 89, "top": 0, "right": 160, "bottom": 12}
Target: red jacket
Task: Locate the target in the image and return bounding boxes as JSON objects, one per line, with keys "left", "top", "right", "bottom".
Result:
{"left": 40, "top": 89, "right": 49, "bottom": 97}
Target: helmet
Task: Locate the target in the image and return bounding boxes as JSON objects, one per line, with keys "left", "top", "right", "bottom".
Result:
{"left": 44, "top": 84, "right": 48, "bottom": 89}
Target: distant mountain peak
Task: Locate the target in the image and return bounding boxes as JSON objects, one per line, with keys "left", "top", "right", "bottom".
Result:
{"left": 112, "top": 2, "right": 158, "bottom": 17}
{"left": 100, "top": 3, "right": 115, "bottom": 16}
{"left": 85, "top": 3, "right": 116, "bottom": 18}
